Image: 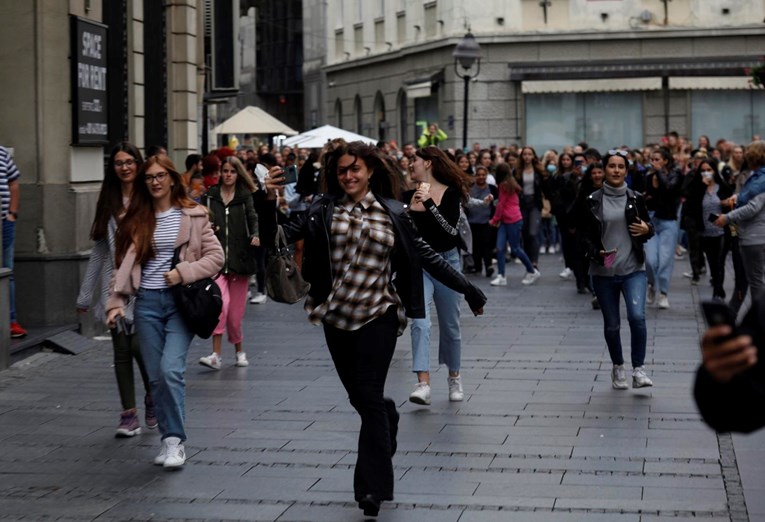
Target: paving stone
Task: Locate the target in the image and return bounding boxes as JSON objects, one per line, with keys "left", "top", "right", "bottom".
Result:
{"left": 0, "top": 254, "right": 754, "bottom": 520}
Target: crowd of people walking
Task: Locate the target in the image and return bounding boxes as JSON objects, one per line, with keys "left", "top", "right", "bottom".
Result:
{"left": 73, "top": 127, "right": 765, "bottom": 517}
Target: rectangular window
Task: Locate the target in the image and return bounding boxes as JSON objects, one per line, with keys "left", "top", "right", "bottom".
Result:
{"left": 691, "top": 90, "right": 765, "bottom": 146}
{"left": 378, "top": 0, "right": 385, "bottom": 18}
{"left": 525, "top": 92, "right": 643, "bottom": 152}
{"left": 424, "top": 2, "right": 437, "bottom": 38}
{"left": 335, "top": 29, "right": 345, "bottom": 59}
{"left": 396, "top": 11, "right": 405, "bottom": 44}
{"left": 375, "top": 19, "right": 385, "bottom": 51}
{"left": 354, "top": 23, "right": 363, "bottom": 55}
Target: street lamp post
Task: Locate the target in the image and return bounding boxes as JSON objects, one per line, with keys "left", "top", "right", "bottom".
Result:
{"left": 453, "top": 32, "right": 481, "bottom": 152}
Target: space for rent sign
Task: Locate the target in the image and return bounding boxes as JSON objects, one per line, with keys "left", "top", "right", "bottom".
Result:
{"left": 71, "top": 17, "right": 108, "bottom": 145}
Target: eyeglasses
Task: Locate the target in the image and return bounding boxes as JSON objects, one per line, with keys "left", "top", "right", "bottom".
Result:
{"left": 114, "top": 159, "right": 136, "bottom": 168}
{"left": 608, "top": 150, "right": 629, "bottom": 157}
{"left": 144, "top": 172, "right": 169, "bottom": 183}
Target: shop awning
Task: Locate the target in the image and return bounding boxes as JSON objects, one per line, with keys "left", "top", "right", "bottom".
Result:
{"left": 405, "top": 81, "right": 434, "bottom": 99}
{"left": 669, "top": 76, "right": 752, "bottom": 90}
{"left": 522, "top": 77, "right": 662, "bottom": 94}
{"left": 508, "top": 57, "right": 759, "bottom": 81}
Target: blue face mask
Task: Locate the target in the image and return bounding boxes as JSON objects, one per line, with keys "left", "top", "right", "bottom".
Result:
{"left": 546, "top": 164, "right": 557, "bottom": 174}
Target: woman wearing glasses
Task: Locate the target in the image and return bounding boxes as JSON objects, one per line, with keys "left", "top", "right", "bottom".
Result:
{"left": 643, "top": 147, "right": 683, "bottom": 309}
{"left": 581, "top": 150, "right": 654, "bottom": 389}
{"left": 106, "top": 155, "right": 224, "bottom": 469}
{"left": 77, "top": 142, "right": 155, "bottom": 438}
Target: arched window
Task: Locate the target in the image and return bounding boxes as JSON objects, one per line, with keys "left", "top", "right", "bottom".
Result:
{"left": 334, "top": 98, "right": 343, "bottom": 128}
{"left": 354, "top": 95, "right": 362, "bottom": 134}
{"left": 397, "top": 89, "right": 408, "bottom": 146}
{"left": 373, "top": 91, "right": 386, "bottom": 141}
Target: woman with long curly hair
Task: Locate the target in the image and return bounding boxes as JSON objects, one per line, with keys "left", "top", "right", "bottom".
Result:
{"left": 107, "top": 155, "right": 223, "bottom": 469}
{"left": 259, "top": 140, "right": 486, "bottom": 517}
{"left": 405, "top": 146, "right": 475, "bottom": 405}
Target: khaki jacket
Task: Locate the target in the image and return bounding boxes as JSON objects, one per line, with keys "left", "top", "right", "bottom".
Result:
{"left": 105, "top": 205, "right": 224, "bottom": 316}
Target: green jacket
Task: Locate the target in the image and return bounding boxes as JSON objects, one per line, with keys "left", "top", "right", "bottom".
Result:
{"left": 417, "top": 127, "right": 448, "bottom": 148}
{"left": 204, "top": 185, "right": 259, "bottom": 275}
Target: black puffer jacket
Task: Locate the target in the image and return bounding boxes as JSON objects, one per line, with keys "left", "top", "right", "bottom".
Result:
{"left": 204, "top": 185, "right": 258, "bottom": 275}
{"left": 260, "top": 194, "right": 486, "bottom": 318}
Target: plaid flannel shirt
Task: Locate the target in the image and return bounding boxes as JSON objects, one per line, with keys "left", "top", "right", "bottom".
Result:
{"left": 306, "top": 191, "right": 406, "bottom": 333}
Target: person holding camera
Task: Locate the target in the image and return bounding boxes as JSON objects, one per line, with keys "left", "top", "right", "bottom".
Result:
{"left": 580, "top": 150, "right": 654, "bottom": 389}
{"left": 258, "top": 140, "right": 486, "bottom": 518}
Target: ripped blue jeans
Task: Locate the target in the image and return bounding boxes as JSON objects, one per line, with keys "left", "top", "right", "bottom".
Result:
{"left": 591, "top": 271, "right": 647, "bottom": 368}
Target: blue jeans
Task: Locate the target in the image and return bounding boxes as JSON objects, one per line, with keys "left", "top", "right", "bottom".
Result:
{"left": 135, "top": 288, "right": 194, "bottom": 441}
{"left": 592, "top": 272, "right": 648, "bottom": 367}
{"left": 411, "top": 248, "right": 462, "bottom": 373}
{"left": 3, "top": 219, "right": 16, "bottom": 321}
{"left": 644, "top": 217, "right": 679, "bottom": 295}
{"left": 496, "top": 221, "right": 534, "bottom": 275}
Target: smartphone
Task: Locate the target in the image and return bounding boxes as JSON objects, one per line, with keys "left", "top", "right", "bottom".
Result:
{"left": 708, "top": 213, "right": 720, "bottom": 223}
{"left": 114, "top": 316, "right": 128, "bottom": 335}
{"left": 281, "top": 165, "right": 298, "bottom": 185}
{"left": 701, "top": 299, "right": 736, "bottom": 330}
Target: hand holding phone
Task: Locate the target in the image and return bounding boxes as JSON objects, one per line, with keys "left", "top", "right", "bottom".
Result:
{"left": 708, "top": 213, "right": 720, "bottom": 224}
{"left": 281, "top": 165, "right": 298, "bottom": 185}
{"left": 602, "top": 249, "right": 617, "bottom": 268}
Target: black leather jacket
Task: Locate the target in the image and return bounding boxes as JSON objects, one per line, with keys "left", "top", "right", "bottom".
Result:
{"left": 260, "top": 194, "right": 486, "bottom": 318}
{"left": 581, "top": 188, "right": 654, "bottom": 266}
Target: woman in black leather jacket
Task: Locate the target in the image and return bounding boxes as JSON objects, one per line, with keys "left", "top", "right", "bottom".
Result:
{"left": 260, "top": 140, "right": 486, "bottom": 518}
{"left": 581, "top": 151, "right": 654, "bottom": 390}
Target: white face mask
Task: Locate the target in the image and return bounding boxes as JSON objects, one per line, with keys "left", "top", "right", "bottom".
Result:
{"left": 701, "top": 171, "right": 714, "bottom": 180}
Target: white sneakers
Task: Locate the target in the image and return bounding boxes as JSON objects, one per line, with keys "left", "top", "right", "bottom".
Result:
{"left": 153, "top": 437, "right": 186, "bottom": 469}
{"left": 657, "top": 294, "right": 670, "bottom": 309}
{"left": 632, "top": 367, "right": 653, "bottom": 388}
{"left": 250, "top": 292, "right": 267, "bottom": 304}
{"left": 647, "top": 285, "right": 655, "bottom": 305}
{"left": 409, "top": 376, "right": 465, "bottom": 404}
{"left": 200, "top": 352, "right": 249, "bottom": 369}
{"left": 490, "top": 274, "right": 507, "bottom": 286}
{"left": 612, "top": 364, "right": 653, "bottom": 389}
{"left": 199, "top": 353, "right": 222, "bottom": 370}
{"left": 611, "top": 364, "right": 629, "bottom": 390}
{"left": 491, "top": 270, "right": 541, "bottom": 286}
{"left": 521, "top": 269, "right": 541, "bottom": 285}
{"left": 448, "top": 376, "right": 464, "bottom": 402}
{"left": 409, "top": 382, "right": 431, "bottom": 405}
{"left": 235, "top": 351, "right": 249, "bottom": 367}
{"left": 559, "top": 267, "right": 573, "bottom": 279}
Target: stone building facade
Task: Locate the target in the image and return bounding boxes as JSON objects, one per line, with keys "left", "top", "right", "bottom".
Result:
{"left": 0, "top": 0, "right": 204, "bottom": 327}
{"left": 312, "top": 0, "right": 765, "bottom": 151}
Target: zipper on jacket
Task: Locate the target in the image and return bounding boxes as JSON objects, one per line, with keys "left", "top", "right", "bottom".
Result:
{"left": 224, "top": 206, "right": 229, "bottom": 273}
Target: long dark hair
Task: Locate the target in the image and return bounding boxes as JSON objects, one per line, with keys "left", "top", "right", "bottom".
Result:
{"left": 91, "top": 142, "right": 144, "bottom": 241}
{"left": 296, "top": 152, "right": 319, "bottom": 196}
{"left": 115, "top": 155, "right": 197, "bottom": 266}
{"left": 321, "top": 140, "right": 401, "bottom": 200}
{"left": 514, "top": 146, "right": 545, "bottom": 181}
{"left": 415, "top": 146, "right": 471, "bottom": 203}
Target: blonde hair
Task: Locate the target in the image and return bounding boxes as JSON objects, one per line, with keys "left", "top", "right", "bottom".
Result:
{"left": 745, "top": 141, "right": 765, "bottom": 170}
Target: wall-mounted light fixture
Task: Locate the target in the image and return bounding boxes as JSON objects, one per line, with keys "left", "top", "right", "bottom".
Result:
{"left": 539, "top": 0, "right": 552, "bottom": 24}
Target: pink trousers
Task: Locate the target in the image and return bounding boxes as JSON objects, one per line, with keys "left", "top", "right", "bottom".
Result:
{"left": 213, "top": 274, "right": 249, "bottom": 344}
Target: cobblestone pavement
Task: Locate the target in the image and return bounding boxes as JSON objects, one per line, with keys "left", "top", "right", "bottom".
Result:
{"left": 1, "top": 253, "right": 764, "bottom": 521}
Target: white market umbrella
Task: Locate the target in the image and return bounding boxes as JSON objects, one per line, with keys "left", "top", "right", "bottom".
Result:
{"left": 283, "top": 124, "right": 377, "bottom": 148}
{"left": 212, "top": 106, "right": 298, "bottom": 135}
